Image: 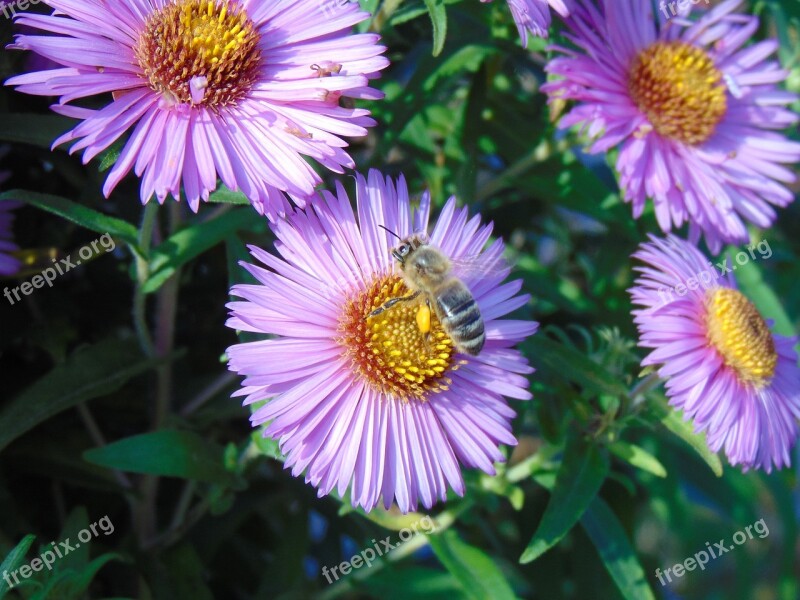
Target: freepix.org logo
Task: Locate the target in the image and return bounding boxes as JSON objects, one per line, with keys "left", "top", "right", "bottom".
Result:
{"left": 3, "top": 515, "right": 115, "bottom": 589}
{"left": 3, "top": 233, "right": 116, "bottom": 305}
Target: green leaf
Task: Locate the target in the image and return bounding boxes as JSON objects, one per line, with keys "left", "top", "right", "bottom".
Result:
{"left": 358, "top": 566, "right": 468, "bottom": 600}
{"left": 355, "top": 507, "right": 438, "bottom": 533}
{"left": 56, "top": 507, "right": 90, "bottom": 571}
{"left": 520, "top": 440, "right": 609, "bottom": 563}
{"left": 0, "top": 535, "right": 36, "bottom": 599}
{"left": 525, "top": 334, "right": 629, "bottom": 398}
{"left": 423, "top": 0, "right": 447, "bottom": 56}
{"left": 250, "top": 431, "right": 283, "bottom": 461}
{"left": 0, "top": 114, "right": 73, "bottom": 149}
{"left": 0, "top": 339, "right": 160, "bottom": 452}
{"left": 32, "top": 554, "right": 122, "bottom": 600}
{"left": 97, "top": 141, "right": 124, "bottom": 172}
{"left": 141, "top": 543, "right": 215, "bottom": 600}
{"left": 650, "top": 395, "right": 723, "bottom": 477}
{"left": 608, "top": 441, "right": 667, "bottom": 478}
{"left": 207, "top": 186, "right": 249, "bottom": 205}
{"left": 83, "top": 430, "right": 236, "bottom": 485}
{"left": 429, "top": 530, "right": 516, "bottom": 600}
{"left": 581, "top": 498, "right": 656, "bottom": 600}
{"left": 143, "top": 207, "right": 265, "bottom": 294}
{"left": 0, "top": 190, "right": 141, "bottom": 254}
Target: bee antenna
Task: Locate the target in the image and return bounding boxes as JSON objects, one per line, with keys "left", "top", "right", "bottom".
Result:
{"left": 378, "top": 224, "right": 401, "bottom": 240}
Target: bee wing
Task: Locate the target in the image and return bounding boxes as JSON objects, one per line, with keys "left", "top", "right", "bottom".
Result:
{"left": 449, "top": 239, "right": 511, "bottom": 293}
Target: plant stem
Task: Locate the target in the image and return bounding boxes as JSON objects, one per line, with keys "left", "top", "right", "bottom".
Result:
{"left": 476, "top": 138, "right": 569, "bottom": 202}
{"left": 505, "top": 443, "right": 559, "bottom": 483}
{"left": 139, "top": 202, "right": 183, "bottom": 546}
{"left": 370, "top": 0, "right": 403, "bottom": 32}
{"left": 180, "top": 371, "right": 238, "bottom": 417}
{"left": 76, "top": 402, "right": 132, "bottom": 490}
{"left": 629, "top": 371, "right": 663, "bottom": 409}
{"left": 132, "top": 202, "right": 159, "bottom": 357}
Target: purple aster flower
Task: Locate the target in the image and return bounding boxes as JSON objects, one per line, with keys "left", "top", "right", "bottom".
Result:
{"left": 226, "top": 170, "right": 537, "bottom": 513}
{"left": 543, "top": 0, "right": 800, "bottom": 252}
{"left": 482, "top": 0, "right": 571, "bottom": 45}
{"left": 629, "top": 234, "right": 800, "bottom": 472}
{"left": 0, "top": 200, "right": 22, "bottom": 276}
{"left": 5, "top": 0, "right": 388, "bottom": 217}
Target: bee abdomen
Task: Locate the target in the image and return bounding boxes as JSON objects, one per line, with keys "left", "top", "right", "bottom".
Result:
{"left": 436, "top": 280, "right": 485, "bottom": 356}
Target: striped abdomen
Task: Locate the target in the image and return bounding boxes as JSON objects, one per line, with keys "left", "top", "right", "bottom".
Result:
{"left": 434, "top": 278, "right": 485, "bottom": 356}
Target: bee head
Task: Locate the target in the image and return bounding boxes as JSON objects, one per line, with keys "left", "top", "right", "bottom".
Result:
{"left": 391, "top": 234, "right": 427, "bottom": 266}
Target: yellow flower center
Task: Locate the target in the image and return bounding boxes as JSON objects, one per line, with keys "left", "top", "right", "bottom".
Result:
{"left": 136, "top": 0, "right": 262, "bottom": 108}
{"left": 705, "top": 288, "right": 778, "bottom": 387}
{"left": 628, "top": 41, "right": 727, "bottom": 146}
{"left": 338, "top": 275, "right": 456, "bottom": 402}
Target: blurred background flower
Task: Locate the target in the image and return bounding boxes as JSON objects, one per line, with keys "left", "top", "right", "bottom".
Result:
{"left": 543, "top": 0, "right": 800, "bottom": 252}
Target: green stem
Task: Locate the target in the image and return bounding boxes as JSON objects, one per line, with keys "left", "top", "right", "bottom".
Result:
{"left": 629, "top": 371, "right": 663, "bottom": 409}
{"left": 476, "top": 139, "right": 568, "bottom": 202}
{"left": 505, "top": 444, "right": 560, "bottom": 483}
{"left": 140, "top": 202, "right": 183, "bottom": 547}
{"left": 315, "top": 501, "right": 472, "bottom": 599}
{"left": 370, "top": 0, "right": 403, "bottom": 32}
{"left": 132, "top": 202, "right": 159, "bottom": 357}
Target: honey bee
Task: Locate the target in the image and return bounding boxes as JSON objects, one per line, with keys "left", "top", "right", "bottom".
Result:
{"left": 311, "top": 62, "right": 342, "bottom": 77}
{"left": 368, "top": 228, "right": 485, "bottom": 356}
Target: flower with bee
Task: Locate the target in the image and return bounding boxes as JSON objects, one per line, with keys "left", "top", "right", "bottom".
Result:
{"left": 226, "top": 170, "right": 537, "bottom": 513}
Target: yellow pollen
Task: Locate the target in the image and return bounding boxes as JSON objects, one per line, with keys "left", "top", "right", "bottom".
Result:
{"left": 705, "top": 288, "right": 778, "bottom": 387}
{"left": 628, "top": 41, "right": 727, "bottom": 146}
{"left": 136, "top": 0, "right": 262, "bottom": 108}
{"left": 338, "top": 275, "right": 456, "bottom": 402}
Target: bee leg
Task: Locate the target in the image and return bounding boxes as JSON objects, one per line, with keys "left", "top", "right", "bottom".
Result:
{"left": 368, "top": 290, "right": 420, "bottom": 318}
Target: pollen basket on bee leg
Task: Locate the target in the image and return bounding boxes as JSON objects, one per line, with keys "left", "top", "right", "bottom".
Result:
{"left": 338, "top": 276, "right": 456, "bottom": 402}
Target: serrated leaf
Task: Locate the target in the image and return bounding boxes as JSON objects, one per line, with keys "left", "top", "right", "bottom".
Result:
{"left": 0, "top": 190, "right": 141, "bottom": 255}
{"left": 0, "top": 339, "right": 160, "bottom": 452}
{"left": 423, "top": 0, "right": 447, "bottom": 56}
{"left": 520, "top": 440, "right": 609, "bottom": 563}
{"left": 608, "top": 441, "right": 667, "bottom": 478}
{"left": 429, "top": 530, "right": 516, "bottom": 600}
{"left": 143, "top": 207, "right": 264, "bottom": 294}
{"left": 581, "top": 498, "right": 656, "bottom": 600}
{"left": 0, "top": 535, "right": 36, "bottom": 599}
{"left": 83, "top": 430, "right": 236, "bottom": 485}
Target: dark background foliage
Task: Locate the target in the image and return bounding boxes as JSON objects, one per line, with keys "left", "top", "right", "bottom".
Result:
{"left": 0, "top": 1, "right": 798, "bottom": 598}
